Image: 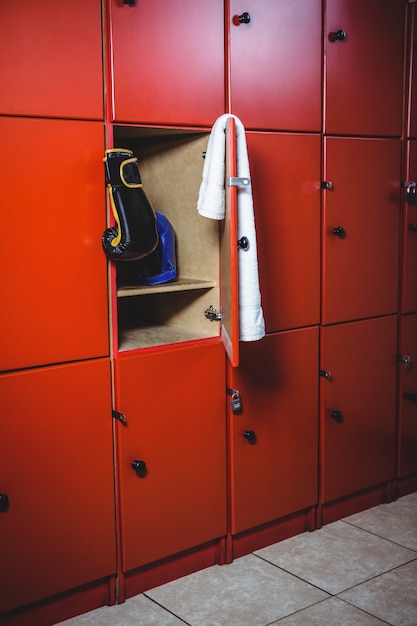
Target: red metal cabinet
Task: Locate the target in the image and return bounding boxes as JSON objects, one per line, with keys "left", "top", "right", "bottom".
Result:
{"left": 320, "top": 316, "right": 397, "bottom": 504}
{"left": 229, "top": 0, "right": 321, "bottom": 131}
{"left": 108, "top": 0, "right": 224, "bottom": 126}
{"left": 0, "top": 359, "right": 116, "bottom": 614}
{"left": 398, "top": 314, "right": 417, "bottom": 477}
{"left": 227, "top": 328, "right": 319, "bottom": 535}
{"left": 0, "top": 0, "right": 103, "bottom": 120}
{"left": 325, "top": 0, "right": 405, "bottom": 137}
{"left": 114, "top": 341, "right": 227, "bottom": 572}
{"left": 0, "top": 117, "right": 109, "bottom": 372}
{"left": 402, "top": 141, "right": 417, "bottom": 313}
{"left": 322, "top": 137, "right": 401, "bottom": 325}
{"left": 247, "top": 132, "right": 321, "bottom": 332}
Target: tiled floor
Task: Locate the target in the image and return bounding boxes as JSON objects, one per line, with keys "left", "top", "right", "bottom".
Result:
{"left": 58, "top": 493, "right": 417, "bottom": 626}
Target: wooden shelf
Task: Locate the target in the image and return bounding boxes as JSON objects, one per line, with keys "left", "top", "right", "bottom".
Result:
{"left": 117, "top": 277, "right": 216, "bottom": 298}
{"left": 118, "top": 324, "right": 216, "bottom": 351}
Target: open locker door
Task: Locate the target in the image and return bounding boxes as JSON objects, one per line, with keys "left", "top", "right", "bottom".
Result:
{"left": 220, "top": 116, "right": 240, "bottom": 367}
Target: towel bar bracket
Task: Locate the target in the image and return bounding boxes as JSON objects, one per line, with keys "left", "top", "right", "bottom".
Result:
{"left": 229, "top": 176, "right": 250, "bottom": 187}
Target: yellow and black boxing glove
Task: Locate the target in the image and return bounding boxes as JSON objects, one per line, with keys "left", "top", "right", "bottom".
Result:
{"left": 102, "top": 149, "right": 159, "bottom": 261}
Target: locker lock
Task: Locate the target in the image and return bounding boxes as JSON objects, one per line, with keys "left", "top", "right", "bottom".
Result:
{"left": 0, "top": 494, "right": 10, "bottom": 512}
{"left": 330, "top": 29, "right": 347, "bottom": 42}
{"left": 243, "top": 430, "right": 257, "bottom": 444}
{"left": 399, "top": 354, "right": 413, "bottom": 372}
{"left": 227, "top": 387, "right": 242, "bottom": 414}
{"left": 403, "top": 181, "right": 417, "bottom": 205}
{"left": 329, "top": 410, "right": 343, "bottom": 423}
{"left": 131, "top": 460, "right": 147, "bottom": 476}
{"left": 122, "top": 0, "right": 136, "bottom": 5}
{"left": 404, "top": 392, "right": 417, "bottom": 404}
{"left": 238, "top": 12, "right": 251, "bottom": 24}
{"left": 332, "top": 226, "right": 346, "bottom": 239}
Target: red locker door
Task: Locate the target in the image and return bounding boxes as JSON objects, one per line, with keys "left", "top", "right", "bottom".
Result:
{"left": 108, "top": 0, "right": 224, "bottom": 126}
{"left": 0, "top": 117, "right": 109, "bottom": 372}
{"left": 114, "top": 342, "right": 227, "bottom": 572}
{"left": 0, "top": 359, "right": 116, "bottom": 614}
{"left": 402, "top": 141, "right": 417, "bottom": 313}
{"left": 320, "top": 316, "right": 397, "bottom": 504}
{"left": 322, "top": 137, "right": 401, "bottom": 325}
{"left": 0, "top": 0, "right": 103, "bottom": 119}
{"left": 247, "top": 132, "right": 321, "bottom": 332}
{"left": 228, "top": 328, "right": 319, "bottom": 535}
{"left": 325, "top": 0, "right": 405, "bottom": 137}
{"left": 398, "top": 314, "right": 417, "bottom": 477}
{"left": 229, "top": 0, "right": 322, "bottom": 131}
{"left": 408, "top": 4, "right": 417, "bottom": 138}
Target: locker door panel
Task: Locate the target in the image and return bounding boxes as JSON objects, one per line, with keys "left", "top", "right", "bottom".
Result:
{"left": 321, "top": 317, "right": 397, "bottom": 503}
{"left": 228, "top": 328, "right": 319, "bottom": 534}
{"left": 403, "top": 141, "right": 417, "bottom": 313}
{"left": 0, "top": 360, "right": 116, "bottom": 613}
{"left": 0, "top": 0, "right": 103, "bottom": 119}
{"left": 109, "top": 0, "right": 224, "bottom": 126}
{"left": 398, "top": 314, "right": 417, "bottom": 477}
{"left": 229, "top": 0, "right": 322, "bottom": 131}
{"left": 115, "top": 342, "right": 226, "bottom": 572}
{"left": 325, "top": 0, "right": 404, "bottom": 136}
{"left": 247, "top": 132, "right": 321, "bottom": 332}
{"left": 0, "top": 117, "right": 109, "bottom": 372}
{"left": 323, "top": 138, "right": 401, "bottom": 325}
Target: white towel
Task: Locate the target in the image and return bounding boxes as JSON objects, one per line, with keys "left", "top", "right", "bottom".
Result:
{"left": 197, "top": 114, "right": 265, "bottom": 342}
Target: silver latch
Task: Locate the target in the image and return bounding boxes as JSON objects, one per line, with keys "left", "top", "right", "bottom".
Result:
{"left": 204, "top": 305, "right": 222, "bottom": 322}
{"left": 229, "top": 176, "right": 250, "bottom": 187}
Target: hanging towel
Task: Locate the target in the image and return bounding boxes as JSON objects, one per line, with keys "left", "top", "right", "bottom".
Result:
{"left": 197, "top": 114, "right": 265, "bottom": 342}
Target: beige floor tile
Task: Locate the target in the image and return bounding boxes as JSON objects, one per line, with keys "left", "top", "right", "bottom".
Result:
{"left": 343, "top": 493, "right": 417, "bottom": 551}
{"left": 270, "top": 597, "right": 387, "bottom": 625}
{"left": 55, "top": 594, "right": 185, "bottom": 625}
{"left": 145, "top": 554, "right": 328, "bottom": 626}
{"left": 255, "top": 520, "right": 416, "bottom": 595}
{"left": 338, "top": 559, "right": 417, "bottom": 626}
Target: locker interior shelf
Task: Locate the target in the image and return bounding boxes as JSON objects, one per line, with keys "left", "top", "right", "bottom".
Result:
{"left": 117, "top": 277, "right": 216, "bottom": 297}
{"left": 118, "top": 324, "right": 216, "bottom": 351}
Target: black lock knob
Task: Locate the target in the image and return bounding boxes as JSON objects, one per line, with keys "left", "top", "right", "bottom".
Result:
{"left": 0, "top": 494, "right": 10, "bottom": 512}
{"left": 330, "top": 410, "right": 343, "bottom": 423}
{"left": 409, "top": 224, "right": 417, "bottom": 232}
{"left": 123, "top": 0, "right": 136, "bottom": 5}
{"left": 238, "top": 12, "right": 251, "bottom": 24}
{"left": 238, "top": 236, "right": 249, "bottom": 250}
{"left": 404, "top": 392, "right": 417, "bottom": 404}
{"left": 131, "top": 459, "right": 147, "bottom": 475}
{"left": 243, "top": 430, "right": 256, "bottom": 444}
{"left": 331, "top": 29, "right": 347, "bottom": 41}
{"left": 332, "top": 226, "right": 346, "bottom": 238}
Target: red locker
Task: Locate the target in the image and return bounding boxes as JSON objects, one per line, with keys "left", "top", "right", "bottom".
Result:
{"left": 408, "top": 3, "right": 417, "bottom": 138}
{"left": 402, "top": 141, "right": 417, "bottom": 313}
{"left": 247, "top": 132, "right": 321, "bottom": 332}
{"left": 114, "top": 342, "right": 227, "bottom": 572}
{"left": 229, "top": 0, "right": 322, "bottom": 131}
{"left": 108, "top": 0, "right": 224, "bottom": 126}
{"left": 325, "top": 0, "right": 405, "bottom": 137}
{"left": 320, "top": 316, "right": 397, "bottom": 504}
{"left": 0, "top": 0, "right": 103, "bottom": 120}
{"left": 322, "top": 137, "right": 401, "bottom": 325}
{"left": 398, "top": 314, "right": 417, "bottom": 477}
{"left": 0, "top": 117, "right": 109, "bottom": 372}
{"left": 0, "top": 360, "right": 116, "bottom": 614}
{"left": 228, "top": 328, "right": 319, "bottom": 535}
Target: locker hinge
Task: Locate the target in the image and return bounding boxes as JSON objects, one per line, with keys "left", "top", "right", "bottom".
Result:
{"left": 226, "top": 387, "right": 242, "bottom": 414}
{"left": 319, "top": 369, "right": 333, "bottom": 381}
{"left": 204, "top": 305, "right": 222, "bottom": 322}
{"left": 398, "top": 354, "right": 413, "bottom": 372}
{"left": 112, "top": 410, "right": 127, "bottom": 426}
{"left": 321, "top": 181, "right": 334, "bottom": 190}
{"left": 229, "top": 176, "right": 250, "bottom": 187}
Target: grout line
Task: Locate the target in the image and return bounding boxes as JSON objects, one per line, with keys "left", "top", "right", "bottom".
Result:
{"left": 143, "top": 593, "right": 192, "bottom": 625}
{"left": 340, "top": 519, "right": 417, "bottom": 554}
